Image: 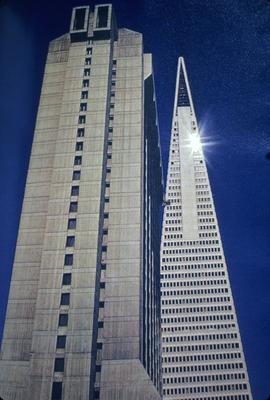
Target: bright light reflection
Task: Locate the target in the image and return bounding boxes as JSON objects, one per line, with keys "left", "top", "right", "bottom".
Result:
{"left": 189, "top": 134, "right": 202, "bottom": 153}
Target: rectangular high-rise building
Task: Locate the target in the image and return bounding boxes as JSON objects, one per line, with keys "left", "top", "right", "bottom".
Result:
{"left": 161, "top": 58, "right": 253, "bottom": 400}
{"left": 0, "top": 5, "right": 163, "bottom": 400}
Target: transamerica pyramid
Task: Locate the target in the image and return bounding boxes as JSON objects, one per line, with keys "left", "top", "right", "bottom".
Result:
{"left": 160, "top": 57, "right": 253, "bottom": 400}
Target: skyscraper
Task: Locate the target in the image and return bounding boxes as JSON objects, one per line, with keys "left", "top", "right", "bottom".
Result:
{"left": 0, "top": 5, "right": 163, "bottom": 400}
{"left": 161, "top": 58, "right": 253, "bottom": 400}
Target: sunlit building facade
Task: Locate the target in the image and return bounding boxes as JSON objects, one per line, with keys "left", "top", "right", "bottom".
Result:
{"left": 0, "top": 4, "right": 163, "bottom": 400}
{"left": 161, "top": 57, "right": 253, "bottom": 400}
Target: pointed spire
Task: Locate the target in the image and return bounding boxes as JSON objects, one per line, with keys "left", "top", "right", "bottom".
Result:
{"left": 177, "top": 64, "right": 190, "bottom": 107}
{"left": 173, "top": 57, "right": 195, "bottom": 116}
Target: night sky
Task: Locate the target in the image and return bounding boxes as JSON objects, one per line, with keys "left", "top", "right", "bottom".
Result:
{"left": 0, "top": 0, "right": 270, "bottom": 399}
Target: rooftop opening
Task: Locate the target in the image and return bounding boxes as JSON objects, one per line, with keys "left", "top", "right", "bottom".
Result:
{"left": 97, "top": 6, "right": 109, "bottom": 28}
{"left": 73, "top": 8, "right": 86, "bottom": 30}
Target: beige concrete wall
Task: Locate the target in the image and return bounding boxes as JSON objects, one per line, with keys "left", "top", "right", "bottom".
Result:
{"left": 0, "top": 34, "right": 70, "bottom": 400}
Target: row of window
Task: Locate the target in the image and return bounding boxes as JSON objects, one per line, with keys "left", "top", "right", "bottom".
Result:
{"left": 198, "top": 210, "right": 214, "bottom": 216}
{"left": 199, "top": 224, "right": 217, "bottom": 230}
{"left": 166, "top": 204, "right": 181, "bottom": 210}
{"left": 163, "top": 342, "right": 240, "bottom": 353}
{"left": 163, "top": 233, "right": 182, "bottom": 239}
{"left": 162, "top": 304, "right": 232, "bottom": 315}
{"left": 165, "top": 211, "right": 181, "bottom": 217}
{"left": 161, "top": 287, "right": 229, "bottom": 296}
{"left": 197, "top": 203, "right": 213, "bottom": 209}
{"left": 161, "top": 271, "right": 225, "bottom": 279}
{"left": 93, "top": 58, "right": 117, "bottom": 400}
{"left": 161, "top": 279, "right": 227, "bottom": 288}
{"left": 164, "top": 218, "right": 181, "bottom": 224}
{"left": 162, "top": 314, "right": 234, "bottom": 324}
{"left": 163, "top": 332, "right": 238, "bottom": 343}
{"left": 164, "top": 226, "right": 182, "bottom": 232}
{"left": 162, "top": 323, "right": 236, "bottom": 333}
{"left": 163, "top": 352, "right": 242, "bottom": 364}
{"left": 163, "top": 362, "right": 244, "bottom": 374}
{"left": 199, "top": 232, "right": 218, "bottom": 238}
{"left": 162, "top": 296, "right": 231, "bottom": 306}
{"left": 199, "top": 217, "right": 215, "bottom": 223}
{"left": 163, "top": 242, "right": 220, "bottom": 250}
{"left": 162, "top": 262, "right": 224, "bottom": 270}
{"left": 164, "top": 372, "right": 246, "bottom": 384}
{"left": 162, "top": 255, "right": 222, "bottom": 263}
{"left": 162, "top": 247, "right": 221, "bottom": 255}
{"left": 163, "top": 239, "right": 219, "bottom": 246}
{"left": 164, "top": 385, "right": 248, "bottom": 396}
{"left": 51, "top": 45, "right": 93, "bottom": 400}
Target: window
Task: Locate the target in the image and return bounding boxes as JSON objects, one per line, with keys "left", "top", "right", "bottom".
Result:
{"left": 110, "top": 92, "right": 115, "bottom": 97}
{"left": 60, "top": 293, "right": 70, "bottom": 306}
{"left": 51, "top": 382, "right": 62, "bottom": 400}
{"left": 72, "top": 171, "right": 81, "bottom": 180}
{"left": 62, "top": 273, "right": 72, "bottom": 286}
{"left": 112, "top": 70, "right": 116, "bottom": 76}
{"left": 97, "top": 342, "right": 103, "bottom": 349}
{"left": 64, "top": 254, "right": 73, "bottom": 266}
{"left": 56, "top": 335, "right": 66, "bottom": 349}
{"left": 96, "top": 5, "right": 109, "bottom": 28}
{"left": 58, "top": 314, "right": 68, "bottom": 327}
{"left": 54, "top": 358, "right": 64, "bottom": 372}
{"left": 77, "top": 128, "right": 85, "bottom": 137}
{"left": 99, "top": 301, "right": 104, "bottom": 308}
{"left": 86, "top": 48, "right": 92, "bottom": 55}
{"left": 110, "top": 104, "right": 114, "bottom": 109}
{"left": 96, "top": 365, "right": 101, "bottom": 372}
{"left": 69, "top": 202, "right": 78, "bottom": 212}
{"left": 76, "top": 142, "right": 83, "bottom": 151}
{"left": 85, "top": 57, "right": 91, "bottom": 65}
{"left": 83, "top": 79, "right": 89, "bottom": 87}
{"left": 73, "top": 7, "right": 86, "bottom": 31}
{"left": 71, "top": 186, "right": 79, "bottom": 196}
{"left": 68, "top": 218, "right": 76, "bottom": 229}
{"left": 84, "top": 68, "right": 90, "bottom": 76}
{"left": 81, "top": 91, "right": 88, "bottom": 99}
{"left": 112, "top": 59, "right": 117, "bottom": 65}
{"left": 100, "top": 282, "right": 105, "bottom": 289}
{"left": 111, "top": 80, "right": 116, "bottom": 87}
{"left": 98, "top": 321, "right": 104, "bottom": 328}
{"left": 66, "top": 236, "right": 75, "bottom": 247}
{"left": 74, "top": 155, "right": 82, "bottom": 165}
{"left": 78, "top": 115, "right": 86, "bottom": 124}
{"left": 109, "top": 115, "right": 114, "bottom": 121}
{"left": 80, "top": 103, "right": 87, "bottom": 111}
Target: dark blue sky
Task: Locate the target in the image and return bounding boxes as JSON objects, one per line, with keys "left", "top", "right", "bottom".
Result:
{"left": 0, "top": 0, "right": 270, "bottom": 399}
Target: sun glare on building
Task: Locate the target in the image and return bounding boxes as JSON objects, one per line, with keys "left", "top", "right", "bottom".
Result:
{"left": 189, "top": 132, "right": 202, "bottom": 152}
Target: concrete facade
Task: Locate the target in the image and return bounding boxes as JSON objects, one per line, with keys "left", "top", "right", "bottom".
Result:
{"left": 161, "top": 58, "right": 253, "bottom": 400}
{"left": 0, "top": 5, "right": 162, "bottom": 400}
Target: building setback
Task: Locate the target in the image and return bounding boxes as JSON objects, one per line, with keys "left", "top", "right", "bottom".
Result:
{"left": 0, "top": 5, "right": 163, "bottom": 400}
{"left": 160, "top": 58, "right": 253, "bottom": 400}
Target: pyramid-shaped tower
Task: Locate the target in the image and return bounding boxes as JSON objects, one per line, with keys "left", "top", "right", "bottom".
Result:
{"left": 161, "top": 57, "right": 253, "bottom": 400}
